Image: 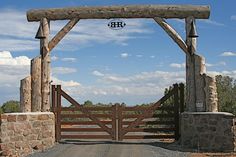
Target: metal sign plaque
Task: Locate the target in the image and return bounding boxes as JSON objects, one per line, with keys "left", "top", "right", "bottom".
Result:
{"left": 108, "top": 19, "right": 126, "bottom": 30}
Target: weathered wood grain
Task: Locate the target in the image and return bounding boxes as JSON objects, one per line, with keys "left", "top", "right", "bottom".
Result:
{"left": 31, "top": 56, "right": 41, "bottom": 112}
{"left": 41, "top": 18, "right": 50, "bottom": 112}
{"left": 48, "top": 18, "right": 79, "bottom": 51}
{"left": 27, "top": 5, "right": 210, "bottom": 21}
{"left": 153, "top": 17, "right": 188, "bottom": 54}
{"left": 20, "top": 76, "right": 31, "bottom": 112}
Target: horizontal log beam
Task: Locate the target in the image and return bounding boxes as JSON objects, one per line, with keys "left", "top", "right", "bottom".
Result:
{"left": 27, "top": 5, "right": 210, "bottom": 22}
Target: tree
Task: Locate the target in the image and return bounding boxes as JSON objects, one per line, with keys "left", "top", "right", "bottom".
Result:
{"left": 1, "top": 100, "right": 20, "bottom": 113}
{"left": 216, "top": 75, "right": 236, "bottom": 115}
{"left": 83, "top": 100, "right": 93, "bottom": 106}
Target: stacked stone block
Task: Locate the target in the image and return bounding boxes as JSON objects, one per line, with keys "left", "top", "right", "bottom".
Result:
{"left": 181, "top": 112, "right": 236, "bottom": 152}
{"left": 0, "top": 112, "right": 55, "bottom": 157}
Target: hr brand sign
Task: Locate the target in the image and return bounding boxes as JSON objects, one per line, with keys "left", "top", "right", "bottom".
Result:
{"left": 108, "top": 19, "right": 126, "bottom": 30}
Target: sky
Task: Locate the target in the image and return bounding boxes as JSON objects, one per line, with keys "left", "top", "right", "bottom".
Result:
{"left": 0, "top": 0, "right": 236, "bottom": 106}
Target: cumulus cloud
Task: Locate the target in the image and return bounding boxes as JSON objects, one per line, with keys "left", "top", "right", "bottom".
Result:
{"left": 52, "top": 67, "right": 77, "bottom": 75}
{"left": 208, "top": 70, "right": 236, "bottom": 79}
{"left": 61, "top": 58, "right": 77, "bottom": 62}
{"left": 0, "top": 9, "right": 152, "bottom": 52}
{"left": 206, "top": 61, "right": 226, "bottom": 67}
{"left": 92, "top": 70, "right": 105, "bottom": 77}
{"left": 52, "top": 77, "right": 80, "bottom": 87}
{"left": 0, "top": 51, "right": 30, "bottom": 65}
{"left": 51, "top": 55, "right": 58, "bottom": 61}
{"left": 136, "top": 54, "right": 143, "bottom": 58}
{"left": 120, "top": 53, "right": 129, "bottom": 58}
{"left": 170, "top": 63, "right": 185, "bottom": 68}
{"left": 220, "top": 52, "right": 236, "bottom": 57}
{"left": 230, "top": 15, "right": 236, "bottom": 20}
{"left": 0, "top": 51, "right": 31, "bottom": 103}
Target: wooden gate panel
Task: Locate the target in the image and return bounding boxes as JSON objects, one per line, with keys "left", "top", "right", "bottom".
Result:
{"left": 52, "top": 83, "right": 184, "bottom": 141}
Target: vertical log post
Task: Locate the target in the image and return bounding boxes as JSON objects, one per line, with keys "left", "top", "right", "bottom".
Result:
{"left": 112, "top": 104, "right": 118, "bottom": 140}
{"left": 185, "top": 16, "right": 197, "bottom": 111}
{"left": 117, "top": 104, "right": 123, "bottom": 141}
{"left": 56, "top": 85, "right": 62, "bottom": 142}
{"left": 31, "top": 56, "right": 42, "bottom": 112}
{"left": 40, "top": 18, "right": 51, "bottom": 112}
{"left": 174, "top": 84, "right": 180, "bottom": 140}
{"left": 20, "top": 76, "right": 31, "bottom": 112}
{"left": 179, "top": 83, "right": 185, "bottom": 113}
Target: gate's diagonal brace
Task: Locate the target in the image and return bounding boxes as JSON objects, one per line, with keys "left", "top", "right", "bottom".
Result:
{"left": 60, "top": 89, "right": 113, "bottom": 135}
{"left": 48, "top": 18, "right": 79, "bottom": 51}
{"left": 121, "top": 87, "right": 177, "bottom": 136}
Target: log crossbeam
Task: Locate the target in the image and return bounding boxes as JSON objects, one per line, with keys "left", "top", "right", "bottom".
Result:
{"left": 48, "top": 18, "right": 79, "bottom": 51}
{"left": 27, "top": 5, "right": 210, "bottom": 22}
{"left": 153, "top": 17, "right": 188, "bottom": 54}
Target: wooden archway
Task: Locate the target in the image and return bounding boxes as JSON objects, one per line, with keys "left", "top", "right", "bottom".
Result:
{"left": 21, "top": 5, "right": 217, "bottom": 113}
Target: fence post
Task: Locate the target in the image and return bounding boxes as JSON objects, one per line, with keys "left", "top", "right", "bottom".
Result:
{"left": 173, "top": 84, "right": 180, "bottom": 140}
{"left": 51, "top": 85, "right": 58, "bottom": 142}
{"left": 117, "top": 104, "right": 123, "bottom": 141}
{"left": 112, "top": 104, "right": 118, "bottom": 140}
{"left": 56, "top": 85, "right": 61, "bottom": 142}
{"left": 179, "top": 83, "right": 185, "bottom": 113}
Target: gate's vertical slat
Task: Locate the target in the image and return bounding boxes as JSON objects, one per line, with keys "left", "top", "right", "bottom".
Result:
{"left": 56, "top": 85, "right": 62, "bottom": 141}
{"left": 118, "top": 104, "right": 123, "bottom": 141}
{"left": 179, "top": 83, "right": 185, "bottom": 113}
{"left": 174, "top": 84, "right": 180, "bottom": 140}
{"left": 112, "top": 104, "right": 117, "bottom": 140}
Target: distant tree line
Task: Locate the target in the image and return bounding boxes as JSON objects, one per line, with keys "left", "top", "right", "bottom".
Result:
{"left": 1, "top": 75, "right": 236, "bottom": 115}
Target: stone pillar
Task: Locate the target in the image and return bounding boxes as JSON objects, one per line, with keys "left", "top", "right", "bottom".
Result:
{"left": 0, "top": 112, "right": 55, "bottom": 157}
{"left": 181, "top": 112, "right": 235, "bottom": 152}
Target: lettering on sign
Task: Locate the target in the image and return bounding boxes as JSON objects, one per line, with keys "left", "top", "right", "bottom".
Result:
{"left": 108, "top": 19, "right": 126, "bottom": 30}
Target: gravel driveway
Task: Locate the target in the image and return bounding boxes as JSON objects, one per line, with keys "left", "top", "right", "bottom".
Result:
{"left": 27, "top": 140, "right": 191, "bottom": 157}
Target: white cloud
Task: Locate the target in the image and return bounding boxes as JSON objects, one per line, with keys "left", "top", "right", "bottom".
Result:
{"left": 0, "top": 51, "right": 30, "bottom": 66}
{"left": 120, "top": 53, "right": 129, "bottom": 58}
{"left": 92, "top": 70, "right": 105, "bottom": 77}
{"left": 199, "top": 19, "right": 225, "bottom": 27}
{"left": 170, "top": 63, "right": 185, "bottom": 68}
{"left": 150, "top": 55, "right": 155, "bottom": 59}
{"left": 206, "top": 61, "right": 226, "bottom": 67}
{"left": 51, "top": 55, "right": 58, "bottom": 61}
{"left": 0, "top": 9, "right": 152, "bottom": 52}
{"left": 61, "top": 57, "right": 77, "bottom": 62}
{"left": 230, "top": 15, "right": 236, "bottom": 20}
{"left": 136, "top": 55, "right": 143, "bottom": 58}
{"left": 220, "top": 52, "right": 236, "bottom": 57}
{"left": 208, "top": 70, "right": 236, "bottom": 79}
{"left": 52, "top": 67, "right": 77, "bottom": 75}
{"left": 52, "top": 77, "right": 80, "bottom": 87}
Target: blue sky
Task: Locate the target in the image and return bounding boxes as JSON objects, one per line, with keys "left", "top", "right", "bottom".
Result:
{"left": 0, "top": 0, "right": 235, "bottom": 105}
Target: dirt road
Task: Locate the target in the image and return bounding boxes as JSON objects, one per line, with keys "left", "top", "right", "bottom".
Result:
{"left": 28, "top": 140, "right": 191, "bottom": 157}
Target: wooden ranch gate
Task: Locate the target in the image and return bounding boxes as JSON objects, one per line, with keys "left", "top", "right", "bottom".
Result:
{"left": 51, "top": 83, "right": 184, "bottom": 141}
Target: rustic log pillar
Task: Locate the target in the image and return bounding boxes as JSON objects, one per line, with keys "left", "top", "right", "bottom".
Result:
{"left": 31, "top": 56, "right": 42, "bottom": 112}
{"left": 20, "top": 76, "right": 31, "bottom": 112}
{"left": 40, "top": 18, "right": 51, "bottom": 112}
{"left": 204, "top": 74, "right": 218, "bottom": 112}
{"left": 194, "top": 54, "right": 206, "bottom": 111}
{"left": 185, "top": 16, "right": 197, "bottom": 111}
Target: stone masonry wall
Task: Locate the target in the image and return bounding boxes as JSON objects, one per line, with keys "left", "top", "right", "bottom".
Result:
{"left": 181, "top": 112, "right": 236, "bottom": 152}
{"left": 0, "top": 112, "right": 55, "bottom": 157}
